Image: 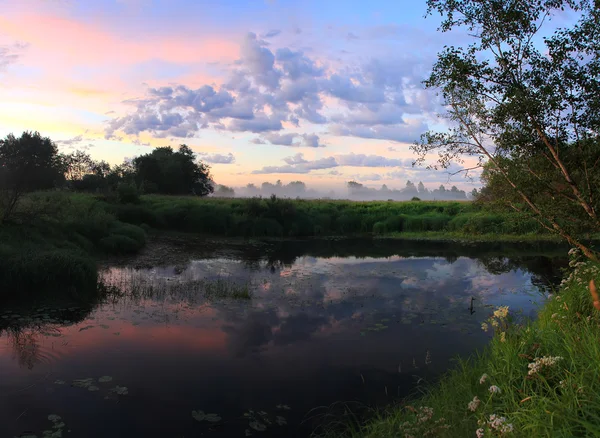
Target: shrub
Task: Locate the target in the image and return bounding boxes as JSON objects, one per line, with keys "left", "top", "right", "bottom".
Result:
{"left": 411, "top": 196, "right": 422, "bottom": 201}
{"left": 117, "top": 182, "right": 140, "bottom": 204}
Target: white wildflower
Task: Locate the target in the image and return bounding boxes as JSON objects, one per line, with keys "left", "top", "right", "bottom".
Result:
{"left": 468, "top": 396, "right": 481, "bottom": 412}
{"left": 500, "top": 332, "right": 506, "bottom": 343}
{"left": 489, "top": 385, "right": 501, "bottom": 394}
{"left": 481, "top": 323, "right": 489, "bottom": 332}
{"left": 487, "top": 414, "right": 512, "bottom": 433}
{"left": 479, "top": 374, "right": 489, "bottom": 384}
{"left": 527, "top": 356, "right": 563, "bottom": 376}
{"left": 491, "top": 318, "right": 500, "bottom": 328}
{"left": 476, "top": 428, "right": 485, "bottom": 438}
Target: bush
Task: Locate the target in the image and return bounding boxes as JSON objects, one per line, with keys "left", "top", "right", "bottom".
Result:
{"left": 411, "top": 196, "right": 421, "bottom": 201}
{"left": 117, "top": 182, "right": 140, "bottom": 204}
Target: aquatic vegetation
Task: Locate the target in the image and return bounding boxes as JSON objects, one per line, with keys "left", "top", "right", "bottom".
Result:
{"left": 98, "top": 376, "right": 113, "bottom": 383}
{"left": 191, "top": 410, "right": 221, "bottom": 423}
{"left": 110, "top": 386, "right": 128, "bottom": 395}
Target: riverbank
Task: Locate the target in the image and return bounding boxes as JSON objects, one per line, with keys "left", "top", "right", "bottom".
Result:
{"left": 329, "top": 257, "right": 600, "bottom": 437}
{"left": 0, "top": 191, "right": 569, "bottom": 300}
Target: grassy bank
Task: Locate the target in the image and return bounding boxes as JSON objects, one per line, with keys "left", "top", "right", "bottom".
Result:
{"left": 330, "top": 255, "right": 600, "bottom": 437}
{"left": 0, "top": 191, "right": 563, "bottom": 300}
{"left": 111, "top": 194, "right": 546, "bottom": 238}
{"left": 0, "top": 192, "right": 147, "bottom": 300}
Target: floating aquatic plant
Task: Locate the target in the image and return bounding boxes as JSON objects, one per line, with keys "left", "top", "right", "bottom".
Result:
{"left": 191, "top": 410, "right": 221, "bottom": 423}
{"left": 249, "top": 421, "right": 266, "bottom": 431}
{"left": 72, "top": 378, "right": 94, "bottom": 388}
{"left": 110, "top": 386, "right": 128, "bottom": 395}
{"left": 98, "top": 376, "right": 113, "bottom": 383}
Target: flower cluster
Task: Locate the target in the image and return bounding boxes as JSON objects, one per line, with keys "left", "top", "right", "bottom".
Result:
{"left": 488, "top": 385, "right": 502, "bottom": 394}
{"left": 417, "top": 406, "right": 434, "bottom": 423}
{"left": 481, "top": 306, "right": 510, "bottom": 336}
{"left": 527, "top": 356, "right": 563, "bottom": 376}
{"left": 493, "top": 306, "right": 509, "bottom": 319}
{"left": 487, "top": 414, "right": 513, "bottom": 434}
{"left": 476, "top": 427, "right": 485, "bottom": 437}
{"left": 468, "top": 396, "right": 481, "bottom": 412}
{"left": 479, "top": 374, "right": 489, "bottom": 385}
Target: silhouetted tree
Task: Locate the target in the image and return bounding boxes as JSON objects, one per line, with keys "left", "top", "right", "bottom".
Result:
{"left": 133, "top": 145, "right": 213, "bottom": 196}
{"left": 0, "top": 131, "right": 65, "bottom": 222}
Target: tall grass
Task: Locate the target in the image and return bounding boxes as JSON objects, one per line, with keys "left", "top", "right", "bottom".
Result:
{"left": 0, "top": 192, "right": 148, "bottom": 301}
{"left": 324, "top": 257, "right": 600, "bottom": 437}
{"left": 108, "top": 194, "right": 547, "bottom": 238}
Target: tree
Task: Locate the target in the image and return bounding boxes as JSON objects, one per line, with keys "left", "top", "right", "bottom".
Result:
{"left": 0, "top": 131, "right": 65, "bottom": 222}
{"left": 413, "top": 0, "right": 599, "bottom": 260}
{"left": 214, "top": 184, "right": 235, "bottom": 197}
{"left": 62, "top": 150, "right": 94, "bottom": 182}
{"left": 417, "top": 181, "right": 428, "bottom": 195}
{"left": 133, "top": 144, "right": 213, "bottom": 196}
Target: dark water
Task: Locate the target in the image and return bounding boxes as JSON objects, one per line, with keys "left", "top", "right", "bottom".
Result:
{"left": 1, "top": 238, "right": 566, "bottom": 438}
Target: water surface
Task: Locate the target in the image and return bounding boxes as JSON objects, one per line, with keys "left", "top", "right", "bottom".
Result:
{"left": 1, "top": 238, "right": 565, "bottom": 437}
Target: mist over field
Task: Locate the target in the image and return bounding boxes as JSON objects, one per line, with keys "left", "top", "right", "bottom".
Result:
{"left": 212, "top": 179, "right": 472, "bottom": 201}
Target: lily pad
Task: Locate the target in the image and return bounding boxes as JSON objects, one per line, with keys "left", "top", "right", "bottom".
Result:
{"left": 275, "top": 416, "right": 287, "bottom": 426}
{"left": 98, "top": 376, "right": 113, "bottom": 383}
{"left": 87, "top": 386, "right": 100, "bottom": 392}
{"left": 191, "top": 410, "right": 221, "bottom": 422}
{"left": 78, "top": 325, "right": 94, "bottom": 332}
{"left": 110, "top": 386, "right": 128, "bottom": 395}
{"left": 47, "top": 415, "right": 61, "bottom": 422}
{"left": 72, "top": 378, "right": 94, "bottom": 388}
{"left": 249, "top": 421, "right": 267, "bottom": 432}
{"left": 54, "top": 380, "right": 65, "bottom": 385}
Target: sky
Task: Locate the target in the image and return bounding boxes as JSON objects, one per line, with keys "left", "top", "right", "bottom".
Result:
{"left": 0, "top": 0, "right": 569, "bottom": 191}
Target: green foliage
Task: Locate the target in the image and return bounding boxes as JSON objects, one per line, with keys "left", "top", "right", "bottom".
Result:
{"left": 117, "top": 182, "right": 140, "bottom": 204}
{"left": 133, "top": 144, "right": 213, "bottom": 196}
{"left": 415, "top": 0, "right": 600, "bottom": 259}
{"left": 105, "top": 194, "right": 546, "bottom": 238}
{"left": 0, "top": 131, "right": 66, "bottom": 222}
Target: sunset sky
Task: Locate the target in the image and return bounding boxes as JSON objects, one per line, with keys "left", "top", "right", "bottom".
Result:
{"left": 0, "top": 0, "right": 579, "bottom": 190}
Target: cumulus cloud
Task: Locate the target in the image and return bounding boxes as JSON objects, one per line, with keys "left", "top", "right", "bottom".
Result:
{"left": 283, "top": 153, "right": 308, "bottom": 165}
{"left": 55, "top": 134, "right": 84, "bottom": 146}
{"left": 252, "top": 152, "right": 407, "bottom": 174}
{"left": 104, "top": 32, "right": 437, "bottom": 144}
{"left": 252, "top": 156, "right": 337, "bottom": 174}
{"left": 335, "top": 153, "right": 410, "bottom": 167}
{"left": 263, "top": 29, "right": 282, "bottom": 38}
{"left": 260, "top": 132, "right": 324, "bottom": 147}
{"left": 199, "top": 152, "right": 236, "bottom": 164}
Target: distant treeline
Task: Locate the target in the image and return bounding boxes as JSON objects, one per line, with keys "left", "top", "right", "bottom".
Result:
{"left": 213, "top": 180, "right": 472, "bottom": 201}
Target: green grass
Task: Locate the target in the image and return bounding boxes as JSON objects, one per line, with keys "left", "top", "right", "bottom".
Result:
{"left": 383, "top": 231, "right": 565, "bottom": 243}
{"left": 0, "top": 191, "right": 147, "bottom": 301}
{"left": 107, "top": 193, "right": 549, "bottom": 238}
{"left": 324, "top": 260, "right": 600, "bottom": 438}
